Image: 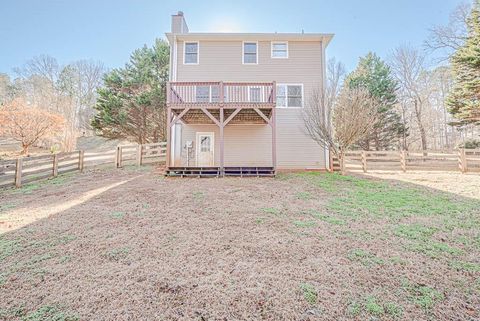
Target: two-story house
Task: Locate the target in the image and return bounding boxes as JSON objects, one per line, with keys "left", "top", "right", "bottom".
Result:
{"left": 165, "top": 12, "right": 333, "bottom": 176}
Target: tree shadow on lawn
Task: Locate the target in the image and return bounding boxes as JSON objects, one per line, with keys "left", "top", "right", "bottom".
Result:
{"left": 0, "top": 167, "right": 154, "bottom": 233}
{"left": 0, "top": 170, "right": 479, "bottom": 320}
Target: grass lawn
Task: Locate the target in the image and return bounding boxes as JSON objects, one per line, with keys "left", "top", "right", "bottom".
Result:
{"left": 0, "top": 167, "right": 479, "bottom": 320}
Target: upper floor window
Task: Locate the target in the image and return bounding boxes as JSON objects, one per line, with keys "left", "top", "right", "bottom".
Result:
{"left": 184, "top": 42, "right": 198, "bottom": 64}
{"left": 271, "top": 42, "right": 288, "bottom": 58}
{"left": 276, "top": 84, "right": 303, "bottom": 107}
{"left": 243, "top": 42, "right": 257, "bottom": 64}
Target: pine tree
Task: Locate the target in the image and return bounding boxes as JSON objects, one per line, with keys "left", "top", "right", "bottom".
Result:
{"left": 92, "top": 39, "right": 169, "bottom": 143}
{"left": 347, "top": 52, "right": 407, "bottom": 150}
{"left": 447, "top": 0, "right": 480, "bottom": 125}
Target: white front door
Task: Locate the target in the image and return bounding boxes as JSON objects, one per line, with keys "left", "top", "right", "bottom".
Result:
{"left": 196, "top": 132, "right": 214, "bottom": 167}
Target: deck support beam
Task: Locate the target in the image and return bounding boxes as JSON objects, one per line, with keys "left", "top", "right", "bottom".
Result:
{"left": 200, "top": 107, "right": 221, "bottom": 127}
{"left": 253, "top": 107, "right": 272, "bottom": 125}
{"left": 171, "top": 107, "right": 191, "bottom": 127}
{"left": 224, "top": 107, "right": 242, "bottom": 125}
{"left": 219, "top": 108, "right": 225, "bottom": 175}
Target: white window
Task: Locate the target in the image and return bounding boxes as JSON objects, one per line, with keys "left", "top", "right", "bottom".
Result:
{"left": 243, "top": 42, "right": 257, "bottom": 64}
{"left": 271, "top": 42, "right": 288, "bottom": 58}
{"left": 276, "top": 84, "right": 303, "bottom": 107}
{"left": 184, "top": 42, "right": 198, "bottom": 64}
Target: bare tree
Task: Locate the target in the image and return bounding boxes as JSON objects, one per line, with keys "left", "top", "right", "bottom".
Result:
{"left": 302, "top": 58, "right": 346, "bottom": 155}
{"left": 12, "top": 56, "right": 105, "bottom": 151}
{"left": 58, "top": 60, "right": 106, "bottom": 132}
{"left": 333, "top": 88, "right": 379, "bottom": 163}
{"left": 0, "top": 98, "right": 65, "bottom": 155}
{"left": 303, "top": 86, "right": 378, "bottom": 174}
{"left": 425, "top": 2, "right": 470, "bottom": 60}
{"left": 390, "top": 45, "right": 430, "bottom": 152}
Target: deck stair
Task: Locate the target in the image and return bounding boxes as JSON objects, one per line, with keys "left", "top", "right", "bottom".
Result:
{"left": 166, "top": 167, "right": 220, "bottom": 177}
{"left": 224, "top": 167, "right": 275, "bottom": 177}
{"left": 166, "top": 166, "right": 275, "bottom": 177}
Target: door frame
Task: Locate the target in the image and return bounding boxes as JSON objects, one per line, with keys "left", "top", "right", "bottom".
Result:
{"left": 195, "top": 132, "right": 215, "bottom": 167}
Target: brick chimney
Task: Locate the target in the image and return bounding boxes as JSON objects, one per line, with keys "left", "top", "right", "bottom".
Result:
{"left": 171, "top": 11, "right": 189, "bottom": 34}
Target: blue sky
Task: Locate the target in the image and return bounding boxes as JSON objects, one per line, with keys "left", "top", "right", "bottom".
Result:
{"left": 0, "top": 0, "right": 464, "bottom": 76}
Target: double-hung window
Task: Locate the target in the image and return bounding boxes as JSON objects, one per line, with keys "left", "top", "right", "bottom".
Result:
{"left": 276, "top": 84, "right": 303, "bottom": 107}
{"left": 271, "top": 42, "right": 288, "bottom": 58}
{"left": 184, "top": 42, "right": 198, "bottom": 64}
{"left": 243, "top": 42, "right": 257, "bottom": 64}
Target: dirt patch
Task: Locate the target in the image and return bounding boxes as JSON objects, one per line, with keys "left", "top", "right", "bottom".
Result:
{"left": 360, "top": 170, "right": 480, "bottom": 200}
{"left": 0, "top": 168, "right": 478, "bottom": 320}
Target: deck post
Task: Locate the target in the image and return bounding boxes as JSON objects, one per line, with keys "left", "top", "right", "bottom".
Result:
{"left": 219, "top": 107, "right": 225, "bottom": 177}
{"left": 166, "top": 82, "right": 171, "bottom": 104}
{"left": 166, "top": 107, "right": 172, "bottom": 169}
{"left": 219, "top": 81, "right": 225, "bottom": 176}
{"left": 271, "top": 82, "right": 277, "bottom": 172}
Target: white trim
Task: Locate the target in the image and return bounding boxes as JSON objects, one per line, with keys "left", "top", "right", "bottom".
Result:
{"left": 183, "top": 41, "right": 199, "bottom": 65}
{"left": 195, "top": 132, "right": 215, "bottom": 167}
{"left": 275, "top": 83, "right": 304, "bottom": 108}
{"left": 271, "top": 41, "right": 288, "bottom": 58}
{"left": 320, "top": 40, "right": 330, "bottom": 170}
{"left": 173, "top": 36, "right": 178, "bottom": 81}
{"left": 242, "top": 41, "right": 258, "bottom": 65}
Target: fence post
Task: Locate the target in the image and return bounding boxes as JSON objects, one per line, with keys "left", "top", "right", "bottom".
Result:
{"left": 361, "top": 151, "right": 367, "bottom": 173}
{"left": 53, "top": 154, "right": 59, "bottom": 177}
{"left": 78, "top": 150, "right": 85, "bottom": 173}
{"left": 458, "top": 148, "right": 467, "bottom": 173}
{"left": 400, "top": 150, "right": 407, "bottom": 172}
{"left": 116, "top": 146, "right": 123, "bottom": 168}
{"left": 137, "top": 144, "right": 143, "bottom": 166}
{"left": 15, "top": 158, "right": 22, "bottom": 188}
{"left": 340, "top": 152, "right": 346, "bottom": 175}
{"left": 329, "top": 150, "right": 334, "bottom": 172}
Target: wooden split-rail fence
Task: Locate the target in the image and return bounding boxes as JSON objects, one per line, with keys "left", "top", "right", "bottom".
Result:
{"left": 0, "top": 142, "right": 166, "bottom": 189}
{"left": 331, "top": 149, "right": 480, "bottom": 173}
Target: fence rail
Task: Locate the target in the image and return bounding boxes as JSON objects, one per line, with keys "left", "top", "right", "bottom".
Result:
{"left": 0, "top": 142, "right": 167, "bottom": 189}
{"left": 333, "top": 149, "right": 480, "bottom": 173}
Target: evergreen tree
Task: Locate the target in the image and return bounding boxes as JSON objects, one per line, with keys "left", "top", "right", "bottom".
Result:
{"left": 347, "top": 52, "right": 407, "bottom": 150}
{"left": 92, "top": 39, "right": 169, "bottom": 143}
{"left": 447, "top": 0, "right": 480, "bottom": 125}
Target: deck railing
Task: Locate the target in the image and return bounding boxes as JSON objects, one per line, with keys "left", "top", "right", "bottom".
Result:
{"left": 167, "top": 81, "right": 276, "bottom": 105}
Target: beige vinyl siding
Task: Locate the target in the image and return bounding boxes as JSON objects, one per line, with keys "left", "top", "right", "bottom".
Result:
{"left": 176, "top": 40, "right": 323, "bottom": 95}
{"left": 175, "top": 39, "right": 326, "bottom": 169}
{"left": 180, "top": 114, "right": 325, "bottom": 169}
{"left": 180, "top": 124, "right": 272, "bottom": 167}
{"left": 276, "top": 109, "right": 325, "bottom": 169}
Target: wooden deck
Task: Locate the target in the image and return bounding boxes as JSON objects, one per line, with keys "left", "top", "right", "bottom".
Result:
{"left": 165, "top": 81, "right": 278, "bottom": 175}
{"left": 165, "top": 167, "right": 276, "bottom": 178}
